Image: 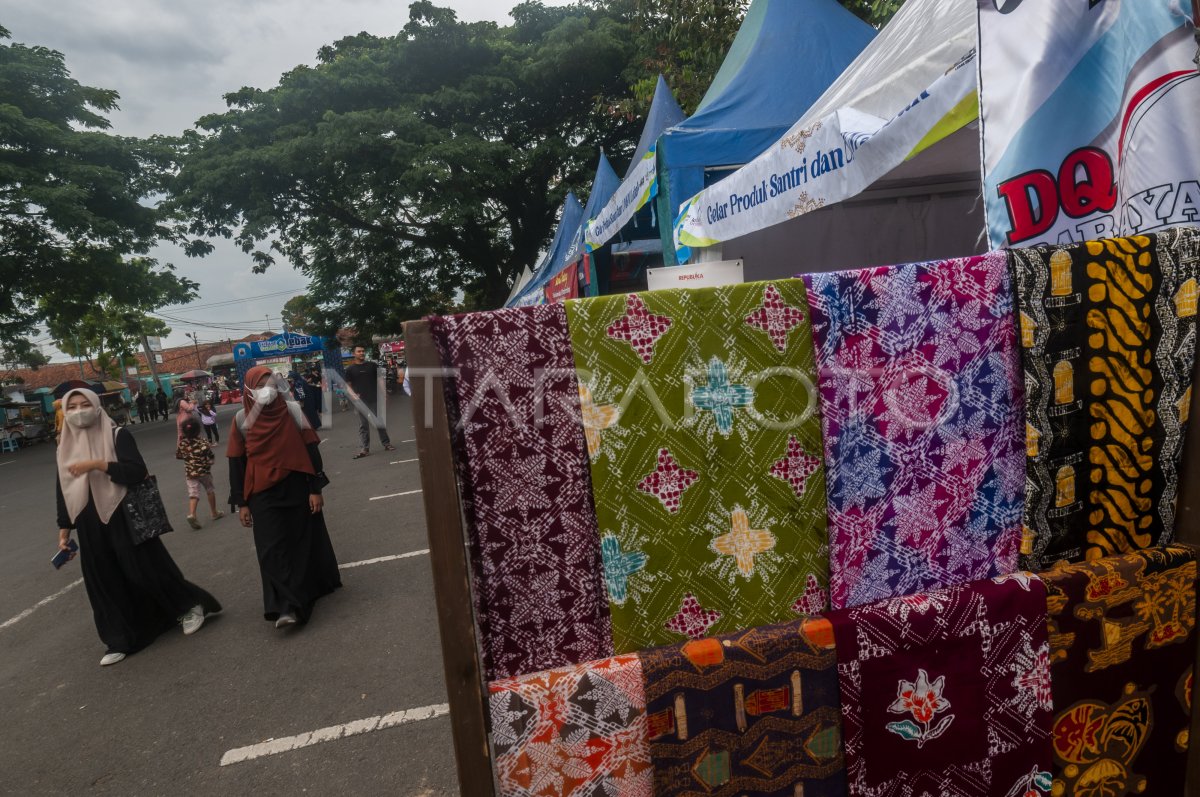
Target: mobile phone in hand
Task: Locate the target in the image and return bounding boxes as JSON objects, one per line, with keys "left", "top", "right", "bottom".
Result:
{"left": 51, "top": 538, "right": 79, "bottom": 569}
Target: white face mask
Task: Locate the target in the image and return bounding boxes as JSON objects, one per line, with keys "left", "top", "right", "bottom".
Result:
{"left": 254, "top": 385, "right": 279, "bottom": 405}
{"left": 65, "top": 407, "right": 101, "bottom": 429}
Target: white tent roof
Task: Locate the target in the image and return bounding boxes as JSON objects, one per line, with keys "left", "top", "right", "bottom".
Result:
{"left": 673, "top": 0, "right": 982, "bottom": 262}
{"left": 504, "top": 266, "right": 534, "bottom": 305}
{"left": 797, "top": 0, "right": 976, "bottom": 126}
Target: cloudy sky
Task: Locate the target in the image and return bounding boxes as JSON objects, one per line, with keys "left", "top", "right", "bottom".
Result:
{"left": 6, "top": 0, "right": 569, "bottom": 360}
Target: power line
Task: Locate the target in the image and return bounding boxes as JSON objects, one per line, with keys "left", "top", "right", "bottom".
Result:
{"left": 149, "top": 311, "right": 285, "bottom": 334}
{"left": 162, "top": 287, "right": 306, "bottom": 313}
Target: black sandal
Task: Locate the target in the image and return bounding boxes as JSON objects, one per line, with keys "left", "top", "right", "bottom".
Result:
{"left": 352, "top": 450, "right": 369, "bottom": 459}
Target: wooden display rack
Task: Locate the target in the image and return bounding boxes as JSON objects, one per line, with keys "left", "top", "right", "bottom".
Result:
{"left": 404, "top": 317, "right": 1200, "bottom": 797}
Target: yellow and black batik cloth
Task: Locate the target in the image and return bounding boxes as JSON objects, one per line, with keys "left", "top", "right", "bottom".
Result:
{"left": 1009, "top": 228, "right": 1200, "bottom": 569}
{"left": 638, "top": 617, "right": 844, "bottom": 797}
{"left": 1039, "top": 545, "right": 1197, "bottom": 796}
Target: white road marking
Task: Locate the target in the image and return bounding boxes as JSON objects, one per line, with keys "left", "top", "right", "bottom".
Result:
{"left": 399, "top": 438, "right": 415, "bottom": 443}
{"left": 339, "top": 550, "right": 429, "bottom": 569}
{"left": 1, "top": 578, "right": 84, "bottom": 631}
{"left": 389, "top": 458, "right": 418, "bottom": 465}
{"left": 0, "top": 460, "right": 16, "bottom": 467}
{"left": 219, "top": 702, "right": 450, "bottom": 766}
{"left": 368, "top": 489, "right": 423, "bottom": 501}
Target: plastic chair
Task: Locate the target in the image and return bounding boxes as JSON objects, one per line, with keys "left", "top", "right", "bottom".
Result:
{"left": 0, "top": 436, "right": 18, "bottom": 453}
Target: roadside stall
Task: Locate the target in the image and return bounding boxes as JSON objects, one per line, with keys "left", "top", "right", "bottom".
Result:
{"left": 89, "top": 381, "right": 132, "bottom": 426}
{"left": 1, "top": 400, "right": 50, "bottom": 447}
{"left": 401, "top": 2, "right": 1200, "bottom": 794}
{"left": 205, "top": 352, "right": 239, "bottom": 401}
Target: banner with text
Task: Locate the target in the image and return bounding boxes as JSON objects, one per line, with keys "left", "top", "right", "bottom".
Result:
{"left": 672, "top": 51, "right": 979, "bottom": 259}
{"left": 544, "top": 262, "right": 580, "bottom": 303}
{"left": 584, "top": 146, "right": 659, "bottom": 251}
{"left": 979, "top": 0, "right": 1199, "bottom": 249}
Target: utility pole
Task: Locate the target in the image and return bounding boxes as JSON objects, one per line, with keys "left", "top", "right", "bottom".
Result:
{"left": 72, "top": 333, "right": 85, "bottom": 379}
{"left": 186, "top": 332, "right": 202, "bottom": 368}
{"left": 141, "top": 334, "right": 161, "bottom": 393}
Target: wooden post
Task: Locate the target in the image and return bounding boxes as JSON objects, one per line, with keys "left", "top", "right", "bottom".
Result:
{"left": 1175, "top": 329, "right": 1200, "bottom": 792}
{"left": 404, "top": 320, "right": 496, "bottom": 797}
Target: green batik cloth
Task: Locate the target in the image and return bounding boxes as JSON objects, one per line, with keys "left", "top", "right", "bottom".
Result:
{"left": 564, "top": 279, "right": 830, "bottom": 653}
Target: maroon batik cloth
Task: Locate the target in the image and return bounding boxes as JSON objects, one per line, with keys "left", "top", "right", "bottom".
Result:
{"left": 1040, "top": 545, "right": 1197, "bottom": 797}
{"left": 828, "top": 574, "right": 1055, "bottom": 796}
{"left": 430, "top": 304, "right": 612, "bottom": 680}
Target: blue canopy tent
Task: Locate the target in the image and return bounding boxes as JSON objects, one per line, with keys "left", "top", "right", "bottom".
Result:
{"left": 654, "top": 0, "right": 876, "bottom": 265}
{"left": 580, "top": 73, "right": 686, "bottom": 292}
{"left": 562, "top": 153, "right": 620, "bottom": 298}
{"left": 508, "top": 192, "right": 584, "bottom": 307}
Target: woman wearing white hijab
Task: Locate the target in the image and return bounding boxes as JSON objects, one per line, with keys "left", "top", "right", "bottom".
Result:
{"left": 56, "top": 389, "right": 221, "bottom": 666}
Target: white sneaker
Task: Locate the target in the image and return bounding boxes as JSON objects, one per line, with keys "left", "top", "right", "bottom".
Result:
{"left": 180, "top": 605, "right": 206, "bottom": 635}
{"left": 275, "top": 612, "right": 298, "bottom": 629}
{"left": 100, "top": 652, "right": 126, "bottom": 666}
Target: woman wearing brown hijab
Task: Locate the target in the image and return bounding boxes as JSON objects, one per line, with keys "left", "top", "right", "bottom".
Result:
{"left": 55, "top": 389, "right": 220, "bottom": 666}
{"left": 228, "top": 366, "right": 340, "bottom": 628}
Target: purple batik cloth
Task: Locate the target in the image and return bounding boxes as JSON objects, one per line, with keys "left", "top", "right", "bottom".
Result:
{"left": 803, "top": 253, "right": 1025, "bottom": 610}
{"left": 828, "top": 574, "right": 1056, "bottom": 796}
{"left": 430, "top": 304, "right": 612, "bottom": 680}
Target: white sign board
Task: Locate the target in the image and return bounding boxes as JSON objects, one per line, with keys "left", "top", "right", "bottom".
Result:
{"left": 146, "top": 336, "right": 163, "bottom": 352}
{"left": 154, "top": 354, "right": 163, "bottom": 364}
{"left": 647, "top": 259, "right": 744, "bottom": 292}
{"left": 126, "top": 366, "right": 138, "bottom": 376}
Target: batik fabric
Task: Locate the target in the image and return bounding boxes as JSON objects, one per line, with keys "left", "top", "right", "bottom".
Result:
{"left": 1040, "top": 544, "right": 1197, "bottom": 797}
{"left": 1009, "top": 228, "right": 1200, "bottom": 568}
{"left": 564, "top": 280, "right": 829, "bottom": 653}
{"left": 803, "top": 252, "right": 1025, "bottom": 610}
{"left": 489, "top": 653, "right": 653, "bottom": 797}
{"left": 639, "top": 617, "right": 845, "bottom": 797}
{"left": 828, "top": 574, "right": 1056, "bottom": 796}
{"left": 430, "top": 305, "right": 611, "bottom": 680}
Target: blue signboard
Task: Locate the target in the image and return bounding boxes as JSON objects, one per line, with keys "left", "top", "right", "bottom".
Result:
{"left": 232, "top": 332, "right": 326, "bottom": 361}
{"left": 231, "top": 332, "right": 344, "bottom": 388}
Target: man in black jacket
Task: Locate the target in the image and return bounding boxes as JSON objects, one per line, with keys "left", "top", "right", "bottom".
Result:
{"left": 344, "top": 346, "right": 395, "bottom": 459}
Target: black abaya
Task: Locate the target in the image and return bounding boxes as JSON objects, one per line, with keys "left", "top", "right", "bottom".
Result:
{"left": 230, "top": 442, "right": 340, "bottom": 623}
{"left": 56, "top": 429, "right": 221, "bottom": 656}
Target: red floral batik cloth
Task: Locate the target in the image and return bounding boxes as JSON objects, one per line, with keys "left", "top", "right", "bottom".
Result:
{"left": 827, "top": 574, "right": 1055, "bottom": 796}
{"left": 489, "top": 653, "right": 653, "bottom": 797}
{"left": 1040, "top": 545, "right": 1197, "bottom": 797}
{"left": 430, "top": 304, "right": 611, "bottom": 680}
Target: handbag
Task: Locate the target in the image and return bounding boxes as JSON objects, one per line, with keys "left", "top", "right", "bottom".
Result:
{"left": 122, "top": 475, "right": 174, "bottom": 545}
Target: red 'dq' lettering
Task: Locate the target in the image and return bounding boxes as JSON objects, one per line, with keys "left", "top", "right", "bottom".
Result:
{"left": 997, "top": 147, "right": 1117, "bottom": 245}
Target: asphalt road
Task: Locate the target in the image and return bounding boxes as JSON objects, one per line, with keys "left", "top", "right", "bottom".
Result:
{"left": 0, "top": 393, "right": 459, "bottom": 796}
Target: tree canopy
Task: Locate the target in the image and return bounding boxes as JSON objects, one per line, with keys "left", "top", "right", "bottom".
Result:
{"left": 167, "top": 0, "right": 903, "bottom": 338}
{"left": 0, "top": 25, "right": 196, "bottom": 359}
{"left": 167, "top": 2, "right": 639, "bottom": 333}
{"left": 4, "top": 0, "right": 906, "bottom": 350}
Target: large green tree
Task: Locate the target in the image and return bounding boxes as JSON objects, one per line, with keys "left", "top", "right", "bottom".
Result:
{"left": 599, "top": 0, "right": 749, "bottom": 115}
{"left": 0, "top": 26, "right": 197, "bottom": 352}
{"left": 167, "top": 1, "right": 637, "bottom": 333}
{"left": 44, "top": 255, "right": 191, "bottom": 378}
{"left": 47, "top": 303, "right": 173, "bottom": 380}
